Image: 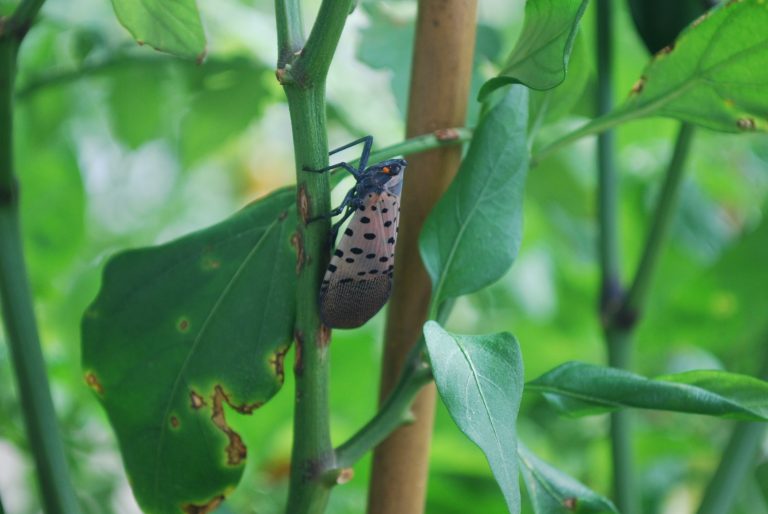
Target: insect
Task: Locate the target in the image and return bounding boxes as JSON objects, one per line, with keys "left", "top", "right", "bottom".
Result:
{"left": 304, "top": 136, "right": 406, "bottom": 329}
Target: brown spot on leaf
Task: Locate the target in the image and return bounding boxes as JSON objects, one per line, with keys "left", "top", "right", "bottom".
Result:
{"left": 85, "top": 372, "right": 104, "bottom": 395}
{"left": 291, "top": 231, "right": 306, "bottom": 274}
{"left": 211, "top": 386, "right": 247, "bottom": 466}
{"left": 270, "top": 346, "right": 289, "bottom": 384}
{"left": 563, "top": 497, "right": 577, "bottom": 510}
{"left": 190, "top": 390, "right": 206, "bottom": 410}
{"left": 178, "top": 317, "right": 190, "bottom": 333}
{"left": 737, "top": 118, "right": 756, "bottom": 130}
{"left": 692, "top": 12, "right": 710, "bottom": 27}
{"left": 278, "top": 210, "right": 288, "bottom": 221}
{"left": 657, "top": 44, "right": 674, "bottom": 57}
{"left": 298, "top": 183, "right": 311, "bottom": 224}
{"left": 337, "top": 467, "right": 355, "bottom": 485}
{"left": 630, "top": 76, "right": 646, "bottom": 95}
{"left": 294, "top": 330, "right": 305, "bottom": 376}
{"left": 182, "top": 495, "right": 224, "bottom": 514}
{"left": 170, "top": 416, "right": 180, "bottom": 429}
{"left": 201, "top": 256, "right": 221, "bottom": 270}
{"left": 195, "top": 49, "right": 208, "bottom": 66}
{"left": 434, "top": 128, "right": 461, "bottom": 141}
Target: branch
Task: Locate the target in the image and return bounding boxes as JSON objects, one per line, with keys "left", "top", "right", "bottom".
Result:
{"left": 0, "top": 33, "right": 81, "bottom": 514}
{"left": 292, "top": 0, "right": 353, "bottom": 84}
{"left": 275, "top": 0, "right": 353, "bottom": 512}
{"left": 275, "top": 0, "right": 304, "bottom": 67}
{"left": 3, "top": 0, "right": 46, "bottom": 37}
{"left": 335, "top": 339, "right": 432, "bottom": 469}
{"left": 615, "top": 123, "right": 694, "bottom": 325}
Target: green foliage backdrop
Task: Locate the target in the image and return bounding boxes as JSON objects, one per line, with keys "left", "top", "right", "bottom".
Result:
{"left": 1, "top": 0, "right": 767, "bottom": 513}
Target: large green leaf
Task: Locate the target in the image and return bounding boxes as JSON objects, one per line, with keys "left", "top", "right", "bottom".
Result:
{"left": 82, "top": 188, "right": 296, "bottom": 514}
{"left": 528, "top": 362, "right": 768, "bottom": 420}
{"left": 479, "top": 0, "right": 589, "bottom": 100}
{"left": 111, "top": 0, "right": 206, "bottom": 60}
{"left": 420, "top": 85, "right": 528, "bottom": 306}
{"left": 424, "top": 321, "right": 524, "bottom": 514}
{"left": 518, "top": 444, "right": 618, "bottom": 514}
{"left": 587, "top": 0, "right": 768, "bottom": 132}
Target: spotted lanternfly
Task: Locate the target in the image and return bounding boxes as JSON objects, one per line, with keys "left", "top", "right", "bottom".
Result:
{"left": 304, "top": 136, "right": 406, "bottom": 329}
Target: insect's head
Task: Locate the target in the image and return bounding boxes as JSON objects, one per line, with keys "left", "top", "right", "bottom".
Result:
{"left": 376, "top": 158, "right": 407, "bottom": 177}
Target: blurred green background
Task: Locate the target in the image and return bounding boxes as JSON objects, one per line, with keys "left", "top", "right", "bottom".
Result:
{"left": 1, "top": 0, "right": 767, "bottom": 513}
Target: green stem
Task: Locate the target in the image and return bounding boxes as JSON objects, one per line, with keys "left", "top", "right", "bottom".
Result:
{"left": 275, "top": 0, "right": 304, "bottom": 66}
{"left": 284, "top": 84, "right": 335, "bottom": 514}
{"left": 335, "top": 337, "right": 432, "bottom": 468}
{"left": 0, "top": 27, "right": 80, "bottom": 514}
{"left": 618, "top": 123, "right": 694, "bottom": 321}
{"left": 695, "top": 334, "right": 768, "bottom": 514}
{"left": 3, "top": 0, "right": 46, "bottom": 36}
{"left": 695, "top": 423, "right": 765, "bottom": 514}
{"left": 277, "top": 0, "right": 353, "bottom": 511}
{"left": 594, "top": 3, "right": 636, "bottom": 514}
{"left": 334, "top": 296, "right": 456, "bottom": 469}
{"left": 336, "top": 128, "right": 472, "bottom": 188}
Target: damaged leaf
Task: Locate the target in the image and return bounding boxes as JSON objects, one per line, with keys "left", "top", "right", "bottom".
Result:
{"left": 82, "top": 188, "right": 296, "bottom": 513}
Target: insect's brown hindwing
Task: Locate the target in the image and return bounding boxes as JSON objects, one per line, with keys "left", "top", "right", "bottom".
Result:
{"left": 320, "top": 191, "right": 400, "bottom": 328}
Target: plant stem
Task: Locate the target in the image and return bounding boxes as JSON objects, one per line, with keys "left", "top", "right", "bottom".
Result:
{"left": 594, "top": 3, "right": 637, "bottom": 514}
{"left": 0, "top": 19, "right": 81, "bottom": 514}
{"left": 284, "top": 87, "right": 335, "bottom": 514}
{"left": 618, "top": 123, "right": 694, "bottom": 321}
{"left": 695, "top": 422, "right": 765, "bottom": 514}
{"left": 276, "top": 0, "right": 353, "bottom": 511}
{"left": 695, "top": 332, "right": 768, "bottom": 514}
{"left": 335, "top": 337, "right": 432, "bottom": 468}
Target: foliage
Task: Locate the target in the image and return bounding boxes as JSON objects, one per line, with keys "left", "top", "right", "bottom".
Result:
{"left": 0, "top": 0, "right": 767, "bottom": 514}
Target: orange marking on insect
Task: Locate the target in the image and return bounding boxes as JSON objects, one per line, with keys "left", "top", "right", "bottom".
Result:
{"left": 382, "top": 166, "right": 391, "bottom": 174}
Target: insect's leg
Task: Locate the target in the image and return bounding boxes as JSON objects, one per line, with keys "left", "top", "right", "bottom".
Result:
{"left": 328, "top": 135, "right": 373, "bottom": 159}
{"left": 303, "top": 161, "right": 361, "bottom": 178}
{"left": 329, "top": 203, "right": 358, "bottom": 245}
{"left": 307, "top": 187, "right": 355, "bottom": 223}
{"left": 330, "top": 135, "right": 373, "bottom": 176}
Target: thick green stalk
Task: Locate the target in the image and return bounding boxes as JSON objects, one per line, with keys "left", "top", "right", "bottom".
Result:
{"left": 594, "top": 3, "right": 637, "bottom": 513}
{"left": 619, "top": 123, "right": 694, "bottom": 320}
{"left": 276, "top": 0, "right": 353, "bottom": 511}
{"left": 0, "top": 28, "right": 80, "bottom": 514}
{"left": 284, "top": 85, "right": 335, "bottom": 514}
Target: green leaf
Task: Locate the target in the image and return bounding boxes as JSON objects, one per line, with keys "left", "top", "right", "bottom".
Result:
{"left": 424, "top": 321, "right": 524, "bottom": 514}
{"left": 111, "top": 0, "right": 207, "bottom": 60}
{"left": 420, "top": 85, "right": 528, "bottom": 306}
{"left": 518, "top": 443, "right": 618, "bottom": 514}
{"left": 529, "top": 31, "right": 590, "bottom": 133}
{"left": 592, "top": 0, "right": 768, "bottom": 132}
{"left": 528, "top": 362, "right": 768, "bottom": 421}
{"left": 479, "top": 0, "right": 588, "bottom": 100}
{"left": 82, "top": 188, "right": 296, "bottom": 514}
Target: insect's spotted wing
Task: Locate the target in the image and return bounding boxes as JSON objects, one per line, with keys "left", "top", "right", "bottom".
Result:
{"left": 320, "top": 176, "right": 402, "bottom": 329}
